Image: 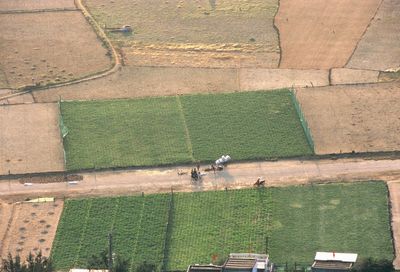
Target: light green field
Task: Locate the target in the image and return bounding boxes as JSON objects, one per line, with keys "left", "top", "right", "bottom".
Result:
{"left": 61, "top": 90, "right": 312, "bottom": 171}
{"left": 61, "top": 97, "right": 192, "bottom": 170}
{"left": 52, "top": 182, "right": 393, "bottom": 271}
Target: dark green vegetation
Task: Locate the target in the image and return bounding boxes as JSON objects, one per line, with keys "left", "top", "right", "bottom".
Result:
{"left": 1, "top": 252, "right": 53, "bottom": 272}
{"left": 61, "top": 90, "right": 312, "bottom": 171}
{"left": 180, "top": 91, "right": 312, "bottom": 161}
{"left": 52, "top": 182, "right": 393, "bottom": 271}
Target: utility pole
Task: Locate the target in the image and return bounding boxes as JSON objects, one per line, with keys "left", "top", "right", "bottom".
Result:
{"left": 108, "top": 232, "right": 113, "bottom": 272}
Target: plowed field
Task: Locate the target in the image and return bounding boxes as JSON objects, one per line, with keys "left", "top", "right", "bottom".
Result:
{"left": 275, "top": 0, "right": 381, "bottom": 69}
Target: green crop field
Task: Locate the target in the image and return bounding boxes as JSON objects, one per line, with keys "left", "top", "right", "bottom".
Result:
{"left": 180, "top": 91, "right": 312, "bottom": 161}
{"left": 52, "top": 182, "right": 393, "bottom": 271}
{"left": 60, "top": 97, "right": 192, "bottom": 170}
{"left": 61, "top": 90, "right": 312, "bottom": 171}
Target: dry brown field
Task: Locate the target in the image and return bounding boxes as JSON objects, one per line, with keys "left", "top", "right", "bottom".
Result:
{"left": 0, "top": 0, "right": 75, "bottom": 11}
{"left": 0, "top": 200, "right": 64, "bottom": 260}
{"left": 275, "top": 0, "right": 381, "bottom": 69}
{"left": 0, "top": 11, "right": 111, "bottom": 89}
{"left": 347, "top": 0, "right": 400, "bottom": 71}
{"left": 296, "top": 82, "right": 400, "bottom": 155}
{"left": 86, "top": 0, "right": 280, "bottom": 68}
{"left": 330, "top": 68, "right": 379, "bottom": 85}
{"left": 0, "top": 103, "right": 65, "bottom": 175}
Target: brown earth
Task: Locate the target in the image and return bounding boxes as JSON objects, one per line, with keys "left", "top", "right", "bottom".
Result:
{"left": 346, "top": 0, "right": 400, "bottom": 71}
{"left": 330, "top": 68, "right": 379, "bottom": 85}
{"left": 0, "top": 200, "right": 64, "bottom": 260}
{"left": 30, "top": 64, "right": 333, "bottom": 102}
{"left": 0, "top": 0, "right": 75, "bottom": 11}
{"left": 296, "top": 82, "right": 400, "bottom": 154}
{"left": 0, "top": 11, "right": 111, "bottom": 89}
{"left": 0, "top": 103, "right": 65, "bottom": 175}
{"left": 275, "top": 0, "right": 382, "bottom": 69}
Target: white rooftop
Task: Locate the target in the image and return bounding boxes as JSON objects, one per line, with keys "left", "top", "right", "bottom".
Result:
{"left": 315, "top": 252, "right": 358, "bottom": 263}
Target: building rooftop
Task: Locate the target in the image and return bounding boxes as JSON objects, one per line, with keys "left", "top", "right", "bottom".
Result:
{"left": 314, "top": 252, "right": 358, "bottom": 263}
{"left": 187, "top": 264, "right": 222, "bottom": 272}
{"left": 312, "top": 260, "right": 353, "bottom": 270}
{"left": 224, "top": 258, "right": 256, "bottom": 271}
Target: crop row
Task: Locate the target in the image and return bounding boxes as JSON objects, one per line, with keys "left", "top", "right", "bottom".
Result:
{"left": 52, "top": 182, "right": 393, "bottom": 270}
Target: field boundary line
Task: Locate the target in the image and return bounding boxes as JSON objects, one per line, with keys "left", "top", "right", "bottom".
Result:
{"left": 73, "top": 199, "right": 93, "bottom": 267}
{"left": 161, "top": 191, "right": 175, "bottom": 271}
{"left": 175, "top": 96, "right": 195, "bottom": 162}
{"left": 0, "top": 8, "right": 78, "bottom": 14}
{"left": 289, "top": 88, "right": 315, "bottom": 153}
{"left": 0, "top": 203, "right": 16, "bottom": 257}
{"left": 273, "top": 0, "right": 282, "bottom": 68}
{"left": 344, "top": 0, "right": 384, "bottom": 68}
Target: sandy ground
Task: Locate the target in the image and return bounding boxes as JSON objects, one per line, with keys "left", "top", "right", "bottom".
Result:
{"left": 0, "top": 201, "right": 13, "bottom": 257}
{"left": 0, "top": 200, "right": 64, "bottom": 260}
{"left": 30, "top": 65, "right": 333, "bottom": 102}
{"left": 275, "top": 0, "right": 382, "bottom": 69}
{"left": 239, "top": 68, "right": 328, "bottom": 90}
{"left": 0, "top": 103, "right": 65, "bottom": 175}
{"left": 0, "top": 11, "right": 111, "bottom": 88}
{"left": 347, "top": 0, "right": 400, "bottom": 71}
{"left": 388, "top": 181, "right": 400, "bottom": 269}
{"left": 0, "top": 0, "right": 75, "bottom": 11}
{"left": 1, "top": 158, "right": 400, "bottom": 201}
{"left": 296, "top": 82, "right": 400, "bottom": 154}
{"left": 330, "top": 68, "right": 379, "bottom": 85}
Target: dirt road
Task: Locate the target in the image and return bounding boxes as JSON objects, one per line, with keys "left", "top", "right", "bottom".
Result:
{"left": 1, "top": 158, "right": 400, "bottom": 200}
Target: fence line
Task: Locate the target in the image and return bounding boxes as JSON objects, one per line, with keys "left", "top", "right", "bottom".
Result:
{"left": 289, "top": 89, "right": 315, "bottom": 152}
{"left": 58, "top": 101, "right": 68, "bottom": 169}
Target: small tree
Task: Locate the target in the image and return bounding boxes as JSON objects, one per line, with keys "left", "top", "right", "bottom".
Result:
{"left": 87, "top": 249, "right": 108, "bottom": 269}
{"left": 351, "top": 258, "right": 394, "bottom": 272}
{"left": 1, "top": 251, "right": 53, "bottom": 272}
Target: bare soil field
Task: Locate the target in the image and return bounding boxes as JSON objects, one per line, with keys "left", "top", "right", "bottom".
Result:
{"left": 347, "top": 0, "right": 400, "bottom": 71}
{"left": 275, "top": 0, "right": 381, "bottom": 69}
{"left": 0, "top": 200, "right": 64, "bottom": 260}
{"left": 0, "top": 11, "right": 111, "bottom": 89}
{"left": 331, "top": 68, "right": 379, "bottom": 85}
{"left": 296, "top": 82, "right": 400, "bottom": 155}
{"left": 0, "top": 0, "right": 75, "bottom": 11}
{"left": 239, "top": 68, "right": 328, "bottom": 90}
{"left": 32, "top": 66, "right": 239, "bottom": 102}
{"left": 31, "top": 65, "right": 333, "bottom": 102}
{"left": 0, "top": 103, "right": 65, "bottom": 175}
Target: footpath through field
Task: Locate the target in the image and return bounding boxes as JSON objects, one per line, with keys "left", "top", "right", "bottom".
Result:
{"left": 1, "top": 158, "right": 400, "bottom": 200}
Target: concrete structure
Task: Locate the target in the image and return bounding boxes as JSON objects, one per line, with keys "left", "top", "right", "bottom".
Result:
{"left": 311, "top": 252, "right": 358, "bottom": 272}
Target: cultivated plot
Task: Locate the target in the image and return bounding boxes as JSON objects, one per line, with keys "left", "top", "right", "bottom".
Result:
{"left": 52, "top": 182, "right": 393, "bottom": 270}
{"left": 0, "top": 0, "right": 75, "bottom": 11}
{"left": 275, "top": 0, "right": 381, "bottom": 69}
{"left": 0, "top": 103, "right": 65, "bottom": 175}
{"left": 180, "top": 91, "right": 312, "bottom": 161}
{"left": 1, "top": 200, "right": 64, "bottom": 260}
{"left": 60, "top": 90, "right": 312, "bottom": 170}
{"left": 347, "top": 0, "right": 400, "bottom": 71}
{"left": 61, "top": 98, "right": 192, "bottom": 170}
{"left": 86, "top": 0, "right": 280, "bottom": 68}
{"left": 51, "top": 194, "right": 170, "bottom": 271}
{"left": 296, "top": 82, "right": 400, "bottom": 154}
{"left": 0, "top": 11, "right": 111, "bottom": 88}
